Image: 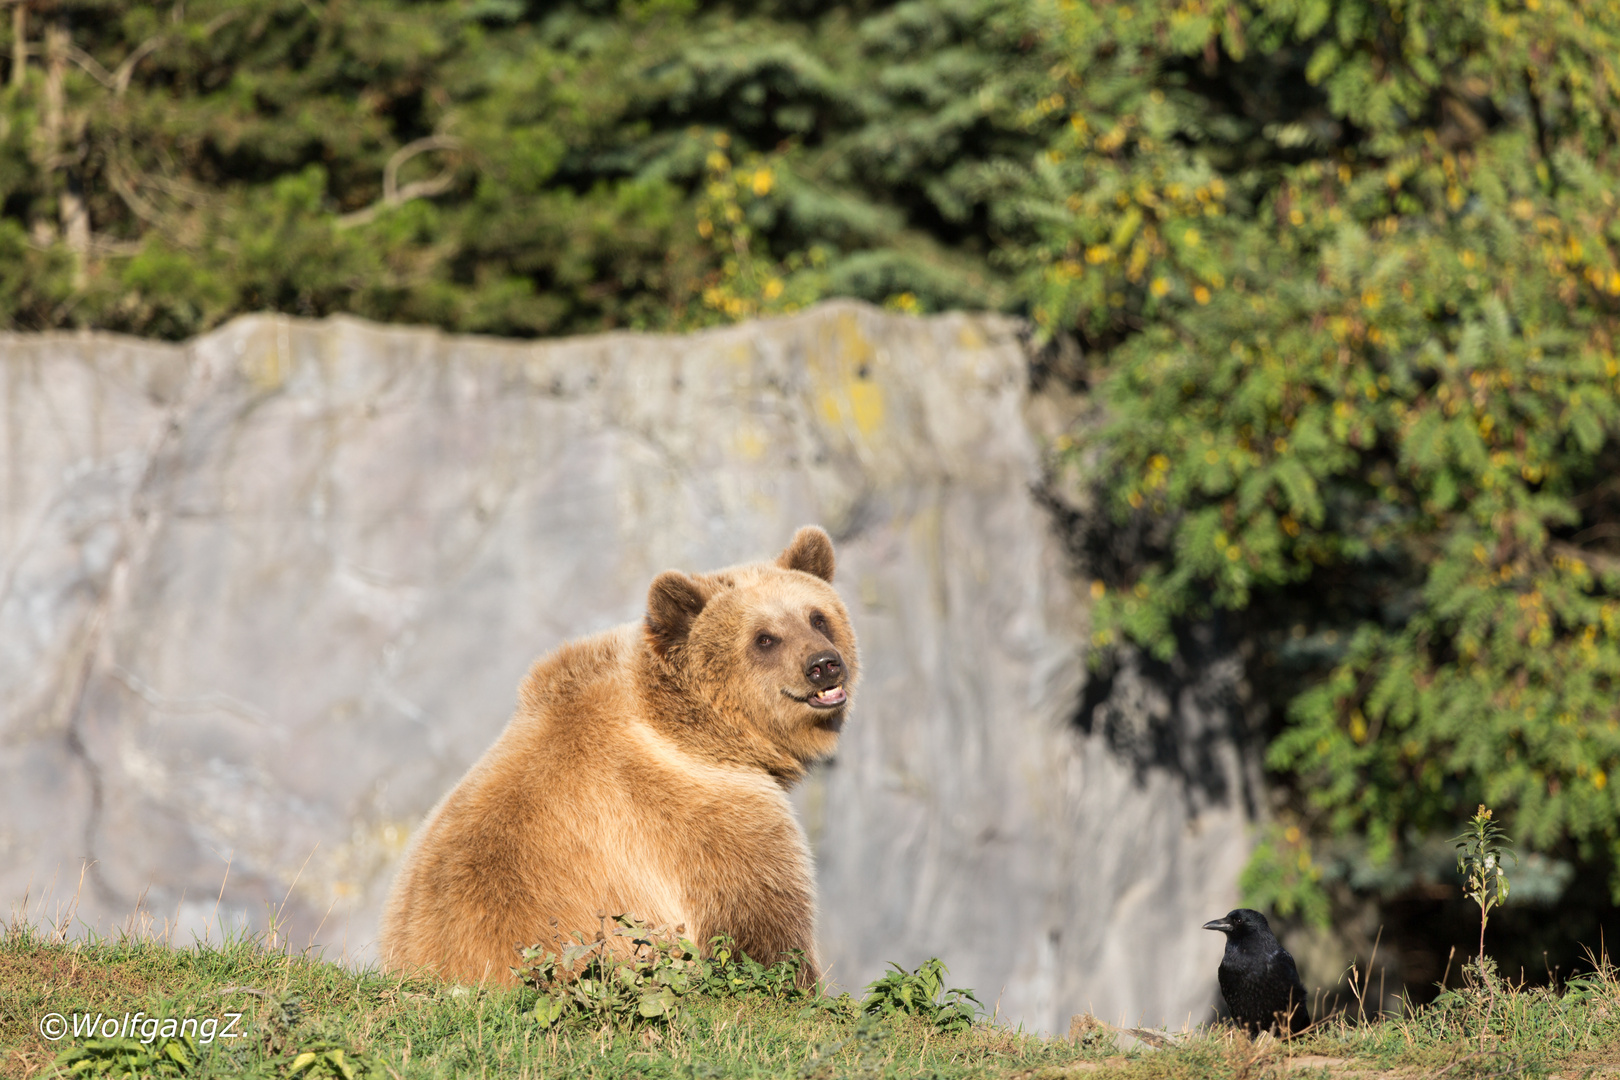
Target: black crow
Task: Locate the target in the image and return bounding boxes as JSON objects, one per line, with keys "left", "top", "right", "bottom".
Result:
{"left": 1203, "top": 908, "right": 1311, "bottom": 1036}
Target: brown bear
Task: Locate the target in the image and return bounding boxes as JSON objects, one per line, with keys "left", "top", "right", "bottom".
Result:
{"left": 377, "top": 526, "right": 856, "bottom": 986}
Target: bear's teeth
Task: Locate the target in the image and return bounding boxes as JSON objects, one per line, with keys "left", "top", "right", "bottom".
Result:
{"left": 814, "top": 686, "right": 846, "bottom": 704}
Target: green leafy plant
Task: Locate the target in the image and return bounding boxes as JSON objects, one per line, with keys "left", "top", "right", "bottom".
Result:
{"left": 516, "top": 915, "right": 811, "bottom": 1033}
{"left": 517, "top": 918, "right": 980, "bottom": 1039}
{"left": 859, "top": 958, "right": 982, "bottom": 1033}
{"left": 691, "top": 934, "right": 811, "bottom": 1001}
{"left": 287, "top": 1045, "right": 383, "bottom": 1080}
{"left": 1453, "top": 804, "right": 1517, "bottom": 965}
{"left": 517, "top": 915, "right": 703, "bottom": 1031}
{"left": 54, "top": 1036, "right": 200, "bottom": 1077}
{"left": 1563, "top": 946, "right": 1620, "bottom": 1006}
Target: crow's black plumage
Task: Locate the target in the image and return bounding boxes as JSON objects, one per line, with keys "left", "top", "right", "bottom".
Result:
{"left": 1203, "top": 908, "right": 1311, "bottom": 1036}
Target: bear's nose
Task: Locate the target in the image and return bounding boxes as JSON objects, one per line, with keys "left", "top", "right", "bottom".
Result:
{"left": 804, "top": 650, "right": 843, "bottom": 688}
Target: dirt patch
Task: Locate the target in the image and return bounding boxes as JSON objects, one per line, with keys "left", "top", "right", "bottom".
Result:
{"left": 0, "top": 944, "right": 181, "bottom": 1080}
{"left": 1, "top": 945, "right": 158, "bottom": 1006}
{"left": 1007, "top": 1060, "right": 1128, "bottom": 1079}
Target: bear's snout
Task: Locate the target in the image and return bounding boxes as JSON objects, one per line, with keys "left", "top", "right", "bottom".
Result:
{"left": 804, "top": 650, "right": 843, "bottom": 688}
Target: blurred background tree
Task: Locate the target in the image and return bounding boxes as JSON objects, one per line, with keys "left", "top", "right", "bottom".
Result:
{"left": 1023, "top": 0, "right": 1620, "bottom": 996}
{"left": 3, "top": 0, "right": 1618, "bottom": 997}
{"left": 0, "top": 0, "right": 1049, "bottom": 336}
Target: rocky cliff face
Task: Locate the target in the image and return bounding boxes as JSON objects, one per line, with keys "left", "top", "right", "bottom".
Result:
{"left": 0, "top": 302, "right": 1256, "bottom": 1032}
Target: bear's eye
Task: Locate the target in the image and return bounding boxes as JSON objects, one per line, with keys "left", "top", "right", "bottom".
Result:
{"left": 810, "top": 613, "right": 829, "bottom": 635}
{"left": 755, "top": 632, "right": 777, "bottom": 649}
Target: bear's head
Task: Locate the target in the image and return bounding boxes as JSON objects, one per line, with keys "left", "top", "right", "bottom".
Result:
{"left": 644, "top": 526, "right": 858, "bottom": 771}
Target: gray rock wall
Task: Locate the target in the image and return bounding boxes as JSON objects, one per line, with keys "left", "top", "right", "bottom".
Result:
{"left": 0, "top": 302, "right": 1255, "bottom": 1032}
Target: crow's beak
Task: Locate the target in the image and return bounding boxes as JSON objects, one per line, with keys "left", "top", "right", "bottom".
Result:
{"left": 1202, "top": 918, "right": 1232, "bottom": 933}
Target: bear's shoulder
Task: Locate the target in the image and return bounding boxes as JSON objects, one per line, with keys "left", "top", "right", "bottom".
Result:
{"left": 516, "top": 624, "right": 639, "bottom": 716}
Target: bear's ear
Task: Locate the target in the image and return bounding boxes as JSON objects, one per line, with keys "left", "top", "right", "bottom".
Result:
{"left": 777, "top": 526, "right": 835, "bottom": 583}
{"left": 645, "top": 571, "right": 709, "bottom": 660}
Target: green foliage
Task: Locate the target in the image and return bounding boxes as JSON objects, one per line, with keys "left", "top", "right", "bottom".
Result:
{"left": 693, "top": 934, "right": 813, "bottom": 1001}
{"left": 515, "top": 915, "right": 812, "bottom": 1033}
{"left": 515, "top": 917, "right": 980, "bottom": 1039}
{"left": 1238, "top": 823, "right": 1332, "bottom": 932}
{"left": 6, "top": 918, "right": 1620, "bottom": 1080}
{"left": 1400, "top": 948, "right": 1620, "bottom": 1063}
{"left": 53, "top": 1036, "right": 200, "bottom": 1077}
{"left": 858, "top": 958, "right": 983, "bottom": 1033}
{"left": 286, "top": 1045, "right": 384, "bottom": 1080}
{"left": 1033, "top": 0, "right": 1620, "bottom": 916}
{"left": 1454, "top": 804, "right": 1517, "bottom": 963}
{"left": 0, "top": 0, "right": 1050, "bottom": 338}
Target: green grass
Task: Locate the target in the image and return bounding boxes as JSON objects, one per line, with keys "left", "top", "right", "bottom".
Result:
{"left": 3, "top": 917, "right": 1618, "bottom": 1080}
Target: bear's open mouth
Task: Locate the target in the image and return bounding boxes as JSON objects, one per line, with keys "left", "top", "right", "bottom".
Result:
{"left": 783, "top": 686, "right": 847, "bottom": 709}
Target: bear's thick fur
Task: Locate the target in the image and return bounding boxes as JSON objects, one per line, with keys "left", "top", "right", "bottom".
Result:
{"left": 378, "top": 526, "right": 856, "bottom": 985}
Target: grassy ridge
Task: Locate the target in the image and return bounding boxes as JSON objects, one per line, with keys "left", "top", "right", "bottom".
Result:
{"left": 3, "top": 920, "right": 1619, "bottom": 1080}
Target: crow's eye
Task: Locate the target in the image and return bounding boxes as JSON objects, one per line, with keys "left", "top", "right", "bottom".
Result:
{"left": 755, "top": 632, "right": 777, "bottom": 649}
